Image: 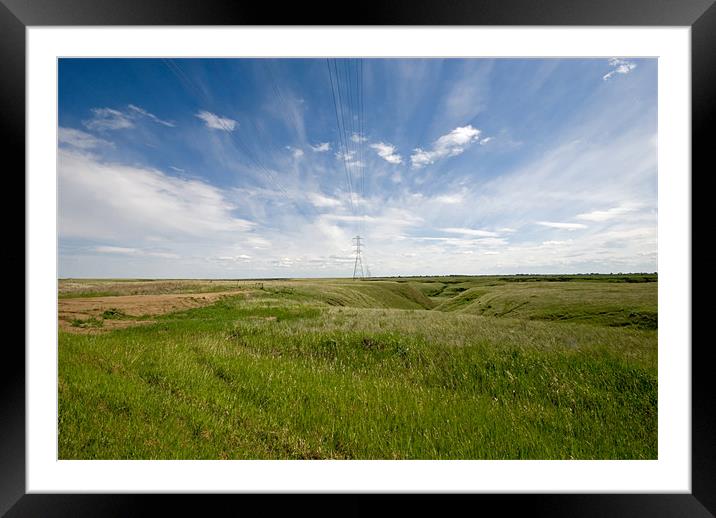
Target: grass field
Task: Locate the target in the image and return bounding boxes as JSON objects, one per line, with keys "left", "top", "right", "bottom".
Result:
{"left": 58, "top": 274, "right": 657, "bottom": 459}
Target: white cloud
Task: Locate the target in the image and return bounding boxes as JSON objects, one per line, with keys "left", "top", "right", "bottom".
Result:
{"left": 246, "top": 236, "right": 271, "bottom": 249}
{"left": 147, "top": 251, "right": 180, "bottom": 259}
{"left": 321, "top": 208, "right": 423, "bottom": 237}
{"left": 94, "top": 245, "right": 179, "bottom": 259}
{"left": 410, "top": 125, "right": 482, "bottom": 168}
{"left": 603, "top": 58, "right": 637, "bottom": 81}
{"left": 335, "top": 149, "right": 364, "bottom": 168}
{"left": 409, "top": 148, "right": 433, "bottom": 169}
{"left": 286, "top": 146, "right": 304, "bottom": 158}
{"left": 370, "top": 142, "right": 402, "bottom": 164}
{"left": 58, "top": 127, "right": 112, "bottom": 149}
{"left": 536, "top": 221, "right": 587, "bottom": 231}
{"left": 213, "top": 254, "right": 252, "bottom": 263}
{"left": 59, "top": 149, "right": 254, "bottom": 243}
{"left": 441, "top": 227, "right": 500, "bottom": 237}
{"left": 127, "top": 104, "right": 175, "bottom": 127}
{"left": 310, "top": 142, "right": 331, "bottom": 152}
{"left": 576, "top": 206, "right": 638, "bottom": 222}
{"left": 83, "top": 108, "right": 134, "bottom": 131}
{"left": 308, "top": 193, "right": 342, "bottom": 208}
{"left": 351, "top": 133, "right": 368, "bottom": 143}
{"left": 195, "top": 110, "right": 237, "bottom": 131}
{"left": 541, "top": 240, "right": 571, "bottom": 246}
{"left": 83, "top": 105, "right": 175, "bottom": 131}
{"left": 409, "top": 236, "right": 508, "bottom": 247}
{"left": 95, "top": 246, "right": 137, "bottom": 254}
{"left": 433, "top": 193, "right": 465, "bottom": 205}
{"left": 335, "top": 150, "right": 355, "bottom": 161}
{"left": 480, "top": 137, "right": 493, "bottom": 145}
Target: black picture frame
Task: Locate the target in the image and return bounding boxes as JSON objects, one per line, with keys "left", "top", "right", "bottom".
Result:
{"left": 4, "top": 0, "right": 712, "bottom": 515}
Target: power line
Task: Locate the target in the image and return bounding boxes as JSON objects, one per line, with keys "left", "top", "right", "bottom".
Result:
{"left": 326, "top": 59, "right": 356, "bottom": 217}
{"left": 358, "top": 59, "right": 367, "bottom": 237}
{"left": 327, "top": 59, "right": 373, "bottom": 278}
{"left": 334, "top": 60, "right": 358, "bottom": 217}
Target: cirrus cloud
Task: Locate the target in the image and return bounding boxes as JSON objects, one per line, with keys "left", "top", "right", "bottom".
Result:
{"left": 536, "top": 221, "right": 588, "bottom": 231}
{"left": 83, "top": 104, "right": 175, "bottom": 131}
{"left": 59, "top": 127, "right": 112, "bottom": 149}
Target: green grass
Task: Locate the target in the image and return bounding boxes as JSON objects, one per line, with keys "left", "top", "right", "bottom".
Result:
{"left": 70, "top": 316, "right": 105, "bottom": 329}
{"left": 58, "top": 275, "right": 657, "bottom": 459}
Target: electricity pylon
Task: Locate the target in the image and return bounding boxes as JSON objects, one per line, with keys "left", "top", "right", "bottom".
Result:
{"left": 352, "top": 235, "right": 366, "bottom": 280}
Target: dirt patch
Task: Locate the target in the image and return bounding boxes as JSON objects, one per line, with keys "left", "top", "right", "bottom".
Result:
{"left": 59, "top": 290, "right": 245, "bottom": 333}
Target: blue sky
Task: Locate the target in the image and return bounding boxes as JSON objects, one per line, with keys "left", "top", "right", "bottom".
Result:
{"left": 58, "top": 58, "right": 657, "bottom": 278}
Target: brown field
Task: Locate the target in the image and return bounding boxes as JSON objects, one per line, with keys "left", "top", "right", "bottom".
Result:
{"left": 58, "top": 287, "right": 254, "bottom": 333}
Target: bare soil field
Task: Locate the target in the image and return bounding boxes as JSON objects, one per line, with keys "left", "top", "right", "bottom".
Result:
{"left": 58, "top": 289, "right": 249, "bottom": 333}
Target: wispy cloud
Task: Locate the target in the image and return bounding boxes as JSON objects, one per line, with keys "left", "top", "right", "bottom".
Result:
{"left": 410, "top": 125, "right": 482, "bottom": 168}
{"left": 603, "top": 58, "right": 637, "bottom": 81}
{"left": 58, "top": 127, "right": 112, "bottom": 149}
{"left": 433, "top": 193, "right": 465, "bottom": 205}
{"left": 195, "top": 110, "right": 237, "bottom": 131}
{"left": 307, "top": 192, "right": 342, "bottom": 208}
{"left": 433, "top": 60, "right": 492, "bottom": 130}
{"left": 370, "top": 142, "right": 402, "bottom": 164}
{"left": 576, "top": 206, "right": 638, "bottom": 222}
{"left": 310, "top": 142, "right": 331, "bottom": 152}
{"left": 536, "top": 221, "right": 587, "bottom": 231}
{"left": 128, "top": 104, "right": 175, "bottom": 127}
{"left": 441, "top": 227, "right": 500, "bottom": 237}
{"left": 351, "top": 133, "right": 368, "bottom": 143}
{"left": 212, "top": 254, "right": 252, "bottom": 263}
{"left": 409, "top": 236, "right": 508, "bottom": 247}
{"left": 94, "top": 245, "right": 180, "bottom": 259}
{"left": 286, "top": 146, "right": 304, "bottom": 158}
{"left": 83, "top": 105, "right": 175, "bottom": 131}
{"left": 83, "top": 108, "right": 134, "bottom": 131}
{"left": 95, "top": 245, "right": 137, "bottom": 254}
{"left": 335, "top": 149, "right": 364, "bottom": 168}
{"left": 59, "top": 149, "right": 254, "bottom": 243}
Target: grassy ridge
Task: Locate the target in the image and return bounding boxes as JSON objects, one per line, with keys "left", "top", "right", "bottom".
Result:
{"left": 434, "top": 281, "right": 657, "bottom": 329}
{"left": 58, "top": 276, "right": 657, "bottom": 459}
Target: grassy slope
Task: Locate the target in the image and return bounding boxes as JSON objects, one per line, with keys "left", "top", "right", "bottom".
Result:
{"left": 434, "top": 281, "right": 657, "bottom": 329}
{"left": 58, "top": 276, "right": 657, "bottom": 459}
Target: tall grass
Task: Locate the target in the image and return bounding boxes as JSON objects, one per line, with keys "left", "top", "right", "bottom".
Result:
{"left": 58, "top": 276, "right": 657, "bottom": 459}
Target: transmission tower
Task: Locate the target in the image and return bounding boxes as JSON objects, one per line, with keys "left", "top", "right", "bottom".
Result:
{"left": 352, "top": 235, "right": 367, "bottom": 280}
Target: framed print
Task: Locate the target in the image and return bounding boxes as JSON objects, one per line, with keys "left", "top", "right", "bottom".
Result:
{"left": 5, "top": 0, "right": 712, "bottom": 514}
